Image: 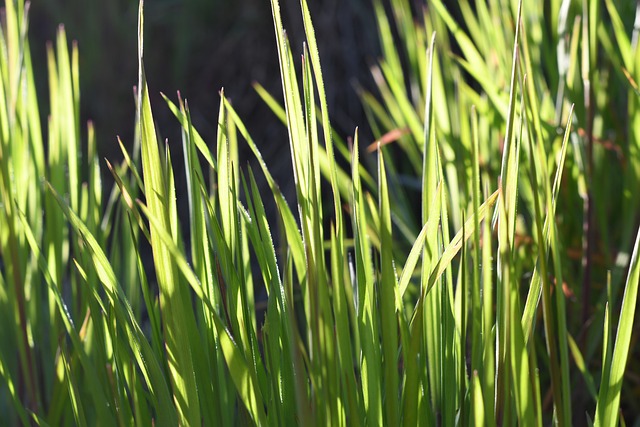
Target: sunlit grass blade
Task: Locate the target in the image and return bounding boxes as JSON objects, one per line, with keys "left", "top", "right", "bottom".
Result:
{"left": 594, "top": 224, "right": 640, "bottom": 426}
{"left": 424, "top": 189, "right": 499, "bottom": 295}
{"left": 521, "top": 105, "right": 574, "bottom": 340}
{"left": 44, "top": 183, "right": 178, "bottom": 425}
{"left": 242, "top": 168, "right": 305, "bottom": 424}
{"left": 471, "top": 370, "right": 485, "bottom": 427}
{"left": 351, "top": 129, "right": 382, "bottom": 426}
{"left": 137, "top": 200, "right": 269, "bottom": 426}
{"left": 480, "top": 193, "right": 495, "bottom": 426}
{"left": 419, "top": 32, "right": 442, "bottom": 420}
{"left": 254, "top": 80, "right": 371, "bottom": 198}
{"left": 300, "top": 0, "right": 342, "bottom": 218}
{"left": 398, "top": 183, "right": 442, "bottom": 298}
{"left": 493, "top": 3, "right": 523, "bottom": 421}
{"left": 377, "top": 149, "right": 399, "bottom": 426}
{"left": 18, "top": 206, "right": 116, "bottom": 425}
{"left": 468, "top": 105, "right": 484, "bottom": 422}
{"left": 136, "top": 2, "right": 201, "bottom": 423}
{"left": 180, "top": 96, "right": 228, "bottom": 425}
{"left": 519, "top": 60, "right": 570, "bottom": 422}
{"left": 161, "top": 92, "right": 217, "bottom": 171}
{"left": 222, "top": 97, "right": 307, "bottom": 283}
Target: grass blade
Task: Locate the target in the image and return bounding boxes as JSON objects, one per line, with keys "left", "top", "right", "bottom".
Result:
{"left": 594, "top": 224, "right": 640, "bottom": 426}
{"left": 137, "top": 2, "right": 200, "bottom": 423}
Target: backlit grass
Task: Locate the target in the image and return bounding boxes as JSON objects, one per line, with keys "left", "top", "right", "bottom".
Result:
{"left": 0, "top": 0, "right": 638, "bottom": 425}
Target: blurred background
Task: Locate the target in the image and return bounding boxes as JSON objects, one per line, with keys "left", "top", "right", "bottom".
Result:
{"left": 28, "top": 0, "right": 382, "bottom": 196}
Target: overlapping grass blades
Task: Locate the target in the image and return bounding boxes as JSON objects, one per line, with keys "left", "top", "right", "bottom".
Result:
{"left": 0, "top": 0, "right": 639, "bottom": 424}
{"left": 137, "top": 2, "right": 202, "bottom": 423}
{"left": 594, "top": 225, "right": 640, "bottom": 425}
{"left": 364, "top": 0, "right": 640, "bottom": 423}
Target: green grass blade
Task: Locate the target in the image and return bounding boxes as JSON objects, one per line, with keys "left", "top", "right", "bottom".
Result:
{"left": 398, "top": 183, "right": 442, "bottom": 298}
{"left": 424, "top": 189, "right": 499, "bottom": 295}
{"left": 567, "top": 333, "right": 597, "bottom": 401}
{"left": 139, "top": 198, "right": 269, "bottom": 425}
{"left": 181, "top": 98, "right": 228, "bottom": 425}
{"left": 521, "top": 105, "right": 574, "bottom": 341}
{"left": 222, "top": 98, "right": 307, "bottom": 283}
{"left": 45, "top": 183, "right": 178, "bottom": 425}
{"left": 480, "top": 196, "right": 495, "bottom": 426}
{"left": 378, "top": 149, "right": 399, "bottom": 426}
{"left": 594, "top": 224, "right": 640, "bottom": 426}
{"left": 471, "top": 370, "right": 485, "bottom": 426}
{"left": 18, "top": 207, "right": 116, "bottom": 425}
{"left": 351, "top": 132, "right": 382, "bottom": 426}
{"left": 136, "top": 3, "right": 200, "bottom": 423}
{"left": 162, "top": 92, "right": 217, "bottom": 171}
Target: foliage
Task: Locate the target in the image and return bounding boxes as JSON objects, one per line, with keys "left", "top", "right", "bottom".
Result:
{"left": 0, "top": 0, "right": 638, "bottom": 425}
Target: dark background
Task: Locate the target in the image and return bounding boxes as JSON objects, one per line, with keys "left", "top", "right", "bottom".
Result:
{"left": 28, "top": 0, "right": 382, "bottom": 199}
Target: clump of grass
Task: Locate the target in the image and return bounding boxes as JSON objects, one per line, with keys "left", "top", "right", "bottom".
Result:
{"left": 0, "top": 0, "right": 638, "bottom": 425}
{"left": 363, "top": 0, "right": 640, "bottom": 423}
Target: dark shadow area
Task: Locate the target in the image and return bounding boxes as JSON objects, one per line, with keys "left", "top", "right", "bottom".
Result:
{"left": 29, "top": 0, "right": 379, "bottom": 204}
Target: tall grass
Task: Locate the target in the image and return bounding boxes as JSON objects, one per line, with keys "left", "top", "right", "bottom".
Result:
{"left": 0, "top": 0, "right": 638, "bottom": 425}
{"left": 363, "top": 0, "right": 640, "bottom": 423}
